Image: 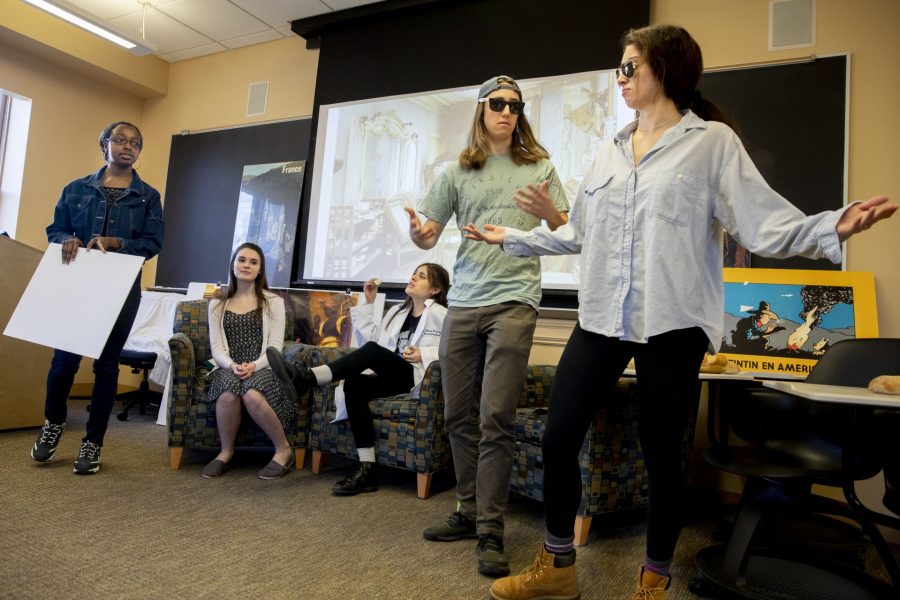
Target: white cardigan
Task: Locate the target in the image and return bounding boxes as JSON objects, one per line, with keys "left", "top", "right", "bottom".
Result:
{"left": 349, "top": 297, "right": 446, "bottom": 393}
{"left": 208, "top": 289, "right": 286, "bottom": 372}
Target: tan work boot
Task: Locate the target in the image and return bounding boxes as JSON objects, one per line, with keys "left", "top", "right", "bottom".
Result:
{"left": 633, "top": 566, "right": 671, "bottom": 600}
{"left": 489, "top": 545, "right": 579, "bottom": 600}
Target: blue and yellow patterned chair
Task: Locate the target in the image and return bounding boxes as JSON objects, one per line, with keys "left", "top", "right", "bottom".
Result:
{"left": 283, "top": 342, "right": 449, "bottom": 499}
{"left": 166, "top": 299, "right": 308, "bottom": 470}
{"left": 511, "top": 366, "right": 699, "bottom": 545}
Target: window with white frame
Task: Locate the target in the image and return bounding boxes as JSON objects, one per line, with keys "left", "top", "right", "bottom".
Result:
{"left": 0, "top": 88, "right": 33, "bottom": 238}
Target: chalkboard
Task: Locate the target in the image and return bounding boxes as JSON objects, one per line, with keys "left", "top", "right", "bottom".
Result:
{"left": 698, "top": 55, "right": 847, "bottom": 271}
{"left": 156, "top": 118, "right": 312, "bottom": 287}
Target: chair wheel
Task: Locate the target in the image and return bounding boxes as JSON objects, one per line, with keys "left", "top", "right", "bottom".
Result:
{"left": 688, "top": 576, "right": 716, "bottom": 597}
{"left": 117, "top": 412, "right": 128, "bottom": 421}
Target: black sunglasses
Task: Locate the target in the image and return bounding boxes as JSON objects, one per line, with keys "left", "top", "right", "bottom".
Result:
{"left": 479, "top": 97, "right": 526, "bottom": 115}
{"left": 616, "top": 59, "right": 639, "bottom": 79}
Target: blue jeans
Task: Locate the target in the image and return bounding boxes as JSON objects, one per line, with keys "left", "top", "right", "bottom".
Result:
{"left": 44, "top": 277, "right": 141, "bottom": 445}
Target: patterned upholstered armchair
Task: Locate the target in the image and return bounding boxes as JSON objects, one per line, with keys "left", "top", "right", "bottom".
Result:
{"left": 167, "top": 299, "right": 308, "bottom": 470}
{"left": 511, "top": 365, "right": 699, "bottom": 545}
{"left": 282, "top": 342, "right": 450, "bottom": 499}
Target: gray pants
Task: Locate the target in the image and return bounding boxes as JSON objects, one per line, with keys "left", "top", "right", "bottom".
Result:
{"left": 439, "top": 302, "right": 537, "bottom": 536}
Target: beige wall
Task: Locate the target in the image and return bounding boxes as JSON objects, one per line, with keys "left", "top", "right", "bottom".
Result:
{"left": 0, "top": 0, "right": 168, "bottom": 98}
{"left": 1, "top": 18, "right": 318, "bottom": 289}
{"left": 0, "top": 40, "right": 145, "bottom": 251}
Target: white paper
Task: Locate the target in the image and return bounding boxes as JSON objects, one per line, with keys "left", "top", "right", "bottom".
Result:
{"left": 185, "top": 281, "right": 217, "bottom": 300}
{"left": 3, "top": 244, "right": 144, "bottom": 359}
{"left": 331, "top": 381, "right": 349, "bottom": 423}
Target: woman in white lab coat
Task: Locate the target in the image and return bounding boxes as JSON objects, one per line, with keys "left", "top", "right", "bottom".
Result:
{"left": 268, "top": 262, "right": 449, "bottom": 495}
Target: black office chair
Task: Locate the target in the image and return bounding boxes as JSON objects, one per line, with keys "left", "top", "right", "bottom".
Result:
{"left": 116, "top": 349, "right": 162, "bottom": 421}
{"left": 692, "top": 338, "right": 900, "bottom": 600}
{"left": 877, "top": 409, "right": 900, "bottom": 516}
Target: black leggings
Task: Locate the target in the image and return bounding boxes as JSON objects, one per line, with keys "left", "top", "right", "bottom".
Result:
{"left": 543, "top": 324, "right": 708, "bottom": 561}
{"left": 329, "top": 341, "right": 415, "bottom": 448}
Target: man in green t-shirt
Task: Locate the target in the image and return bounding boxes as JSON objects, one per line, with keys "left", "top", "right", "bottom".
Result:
{"left": 407, "top": 75, "right": 569, "bottom": 577}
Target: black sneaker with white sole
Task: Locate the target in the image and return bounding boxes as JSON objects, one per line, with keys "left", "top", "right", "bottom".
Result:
{"left": 73, "top": 441, "right": 101, "bottom": 475}
{"left": 31, "top": 420, "right": 66, "bottom": 463}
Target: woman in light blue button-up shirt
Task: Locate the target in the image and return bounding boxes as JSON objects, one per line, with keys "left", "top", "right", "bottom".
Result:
{"left": 471, "top": 25, "right": 897, "bottom": 600}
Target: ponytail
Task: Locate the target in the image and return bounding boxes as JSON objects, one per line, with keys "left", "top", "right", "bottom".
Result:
{"left": 685, "top": 90, "right": 743, "bottom": 139}
{"left": 623, "top": 25, "right": 743, "bottom": 139}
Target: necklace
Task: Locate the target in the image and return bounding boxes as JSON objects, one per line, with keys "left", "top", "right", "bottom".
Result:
{"left": 637, "top": 118, "right": 679, "bottom": 132}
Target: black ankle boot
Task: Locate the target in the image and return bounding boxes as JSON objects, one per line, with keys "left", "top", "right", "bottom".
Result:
{"left": 291, "top": 364, "right": 317, "bottom": 395}
{"left": 332, "top": 462, "right": 379, "bottom": 496}
{"left": 266, "top": 347, "right": 316, "bottom": 403}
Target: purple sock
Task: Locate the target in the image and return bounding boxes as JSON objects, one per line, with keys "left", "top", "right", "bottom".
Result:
{"left": 544, "top": 536, "right": 575, "bottom": 556}
{"left": 544, "top": 540, "right": 576, "bottom": 568}
{"left": 644, "top": 557, "right": 671, "bottom": 577}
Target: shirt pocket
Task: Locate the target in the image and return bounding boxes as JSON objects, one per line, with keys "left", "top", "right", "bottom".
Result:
{"left": 63, "top": 193, "right": 93, "bottom": 227}
{"left": 116, "top": 197, "right": 149, "bottom": 238}
{"left": 650, "top": 169, "right": 707, "bottom": 228}
{"left": 583, "top": 173, "right": 615, "bottom": 224}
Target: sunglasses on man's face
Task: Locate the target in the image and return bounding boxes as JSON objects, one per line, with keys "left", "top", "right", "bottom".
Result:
{"left": 479, "top": 97, "right": 526, "bottom": 115}
{"left": 616, "top": 59, "right": 639, "bottom": 79}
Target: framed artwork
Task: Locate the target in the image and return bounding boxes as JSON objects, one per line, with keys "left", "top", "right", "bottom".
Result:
{"left": 718, "top": 268, "right": 878, "bottom": 377}
{"left": 269, "top": 288, "right": 358, "bottom": 347}
{"left": 232, "top": 160, "right": 306, "bottom": 288}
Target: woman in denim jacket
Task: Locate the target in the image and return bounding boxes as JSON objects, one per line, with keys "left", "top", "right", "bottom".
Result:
{"left": 30, "top": 121, "right": 164, "bottom": 475}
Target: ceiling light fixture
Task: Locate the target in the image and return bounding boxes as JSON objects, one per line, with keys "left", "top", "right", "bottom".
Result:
{"left": 20, "top": 0, "right": 154, "bottom": 54}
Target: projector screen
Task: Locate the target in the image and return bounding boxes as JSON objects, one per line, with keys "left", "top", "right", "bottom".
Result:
{"left": 302, "top": 69, "right": 631, "bottom": 291}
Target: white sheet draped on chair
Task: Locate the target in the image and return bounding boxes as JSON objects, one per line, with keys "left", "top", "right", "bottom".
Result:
{"left": 122, "top": 291, "right": 185, "bottom": 426}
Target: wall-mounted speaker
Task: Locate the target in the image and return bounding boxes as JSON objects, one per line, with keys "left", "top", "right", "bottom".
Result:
{"left": 769, "top": 0, "right": 816, "bottom": 50}
{"left": 247, "top": 81, "right": 269, "bottom": 117}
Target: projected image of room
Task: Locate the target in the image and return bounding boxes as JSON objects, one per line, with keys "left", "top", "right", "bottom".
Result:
{"left": 303, "top": 69, "right": 631, "bottom": 290}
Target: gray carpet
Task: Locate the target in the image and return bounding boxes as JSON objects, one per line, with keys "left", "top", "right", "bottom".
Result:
{"left": 0, "top": 400, "right": 893, "bottom": 599}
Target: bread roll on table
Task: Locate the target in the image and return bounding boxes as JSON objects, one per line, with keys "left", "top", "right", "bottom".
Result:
{"left": 868, "top": 375, "right": 900, "bottom": 395}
